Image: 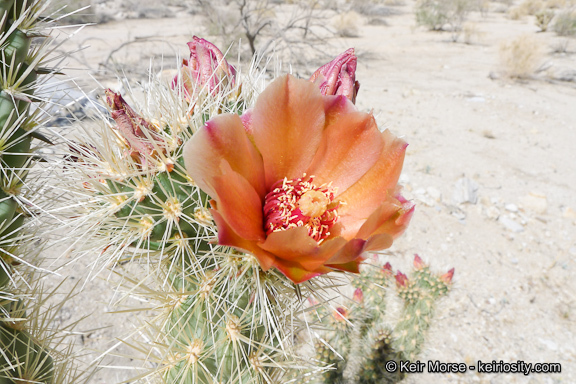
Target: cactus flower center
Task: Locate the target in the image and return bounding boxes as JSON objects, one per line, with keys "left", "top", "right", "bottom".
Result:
{"left": 263, "top": 174, "right": 339, "bottom": 242}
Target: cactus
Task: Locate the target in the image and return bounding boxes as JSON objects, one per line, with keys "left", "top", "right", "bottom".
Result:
{"left": 0, "top": 1, "right": 89, "bottom": 383}
{"left": 55, "top": 37, "right": 454, "bottom": 383}
{"left": 305, "top": 255, "right": 453, "bottom": 384}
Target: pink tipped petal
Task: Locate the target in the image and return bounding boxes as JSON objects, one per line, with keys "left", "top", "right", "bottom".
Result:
{"left": 364, "top": 233, "right": 394, "bottom": 252}
{"left": 258, "top": 228, "right": 345, "bottom": 271}
{"left": 273, "top": 259, "right": 333, "bottom": 284}
{"left": 252, "top": 75, "right": 326, "bottom": 188}
{"left": 296, "top": 237, "right": 347, "bottom": 271}
{"left": 258, "top": 227, "right": 319, "bottom": 261}
{"left": 338, "top": 130, "right": 408, "bottom": 237}
{"left": 211, "top": 160, "right": 265, "bottom": 242}
{"left": 307, "top": 108, "right": 383, "bottom": 193}
{"left": 326, "top": 260, "right": 363, "bottom": 274}
{"left": 355, "top": 196, "right": 415, "bottom": 243}
{"left": 325, "top": 238, "right": 366, "bottom": 265}
{"left": 184, "top": 113, "right": 265, "bottom": 198}
{"left": 211, "top": 209, "right": 276, "bottom": 271}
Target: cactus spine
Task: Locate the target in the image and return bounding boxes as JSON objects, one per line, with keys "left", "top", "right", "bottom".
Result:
{"left": 58, "top": 38, "right": 454, "bottom": 383}
{"left": 304, "top": 255, "right": 453, "bottom": 384}
{"left": 0, "top": 1, "right": 83, "bottom": 383}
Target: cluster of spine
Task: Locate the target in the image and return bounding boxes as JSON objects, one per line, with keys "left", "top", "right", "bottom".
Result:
{"left": 57, "top": 38, "right": 454, "bottom": 383}
{"left": 0, "top": 1, "right": 62, "bottom": 383}
{"left": 308, "top": 255, "right": 454, "bottom": 384}
{"left": 62, "top": 61, "right": 324, "bottom": 382}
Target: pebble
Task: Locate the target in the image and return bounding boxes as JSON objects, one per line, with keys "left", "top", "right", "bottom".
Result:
{"left": 539, "top": 338, "right": 558, "bottom": 351}
{"left": 499, "top": 216, "right": 524, "bottom": 232}
{"left": 485, "top": 206, "right": 500, "bottom": 220}
{"left": 452, "top": 177, "right": 479, "bottom": 205}
{"left": 519, "top": 192, "right": 548, "bottom": 214}
{"left": 563, "top": 207, "right": 576, "bottom": 218}
{"left": 505, "top": 203, "right": 518, "bottom": 212}
{"left": 426, "top": 187, "right": 442, "bottom": 202}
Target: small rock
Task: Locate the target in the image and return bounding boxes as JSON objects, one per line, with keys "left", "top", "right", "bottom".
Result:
{"left": 510, "top": 257, "right": 519, "bottom": 264}
{"left": 426, "top": 187, "right": 442, "bottom": 202}
{"left": 399, "top": 173, "right": 410, "bottom": 185}
{"left": 485, "top": 206, "right": 500, "bottom": 220}
{"left": 539, "top": 338, "right": 558, "bottom": 351}
{"left": 505, "top": 203, "right": 518, "bottom": 212}
{"left": 499, "top": 216, "right": 524, "bottom": 232}
{"left": 569, "top": 247, "right": 576, "bottom": 256}
{"left": 452, "top": 177, "right": 479, "bottom": 205}
{"left": 519, "top": 192, "right": 547, "bottom": 214}
{"left": 467, "top": 96, "right": 486, "bottom": 103}
{"left": 563, "top": 207, "right": 576, "bottom": 218}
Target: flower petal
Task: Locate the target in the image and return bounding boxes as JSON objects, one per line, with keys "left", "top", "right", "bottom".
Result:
{"left": 258, "top": 227, "right": 318, "bottom": 260}
{"left": 337, "top": 130, "right": 408, "bottom": 239}
{"left": 307, "top": 99, "right": 383, "bottom": 193}
{"left": 258, "top": 227, "right": 347, "bottom": 271}
{"left": 324, "top": 238, "right": 366, "bottom": 265}
{"left": 251, "top": 75, "right": 325, "bottom": 188}
{"left": 355, "top": 195, "right": 415, "bottom": 241}
{"left": 184, "top": 113, "right": 266, "bottom": 198}
{"left": 326, "top": 260, "right": 362, "bottom": 274}
{"left": 211, "top": 160, "right": 266, "bottom": 242}
{"left": 273, "top": 259, "right": 333, "bottom": 284}
{"left": 211, "top": 209, "right": 276, "bottom": 271}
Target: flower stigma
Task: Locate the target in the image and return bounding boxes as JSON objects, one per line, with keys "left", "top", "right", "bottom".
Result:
{"left": 263, "top": 174, "right": 340, "bottom": 243}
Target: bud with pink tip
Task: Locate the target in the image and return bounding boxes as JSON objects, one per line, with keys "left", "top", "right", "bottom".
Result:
{"left": 395, "top": 271, "right": 408, "bottom": 288}
{"left": 383, "top": 262, "right": 393, "bottom": 277}
{"left": 413, "top": 254, "right": 425, "bottom": 270}
{"left": 309, "top": 48, "right": 360, "bottom": 103}
{"left": 353, "top": 288, "right": 364, "bottom": 303}
{"left": 440, "top": 268, "right": 455, "bottom": 284}
{"left": 105, "top": 90, "right": 166, "bottom": 168}
{"left": 173, "top": 36, "right": 236, "bottom": 100}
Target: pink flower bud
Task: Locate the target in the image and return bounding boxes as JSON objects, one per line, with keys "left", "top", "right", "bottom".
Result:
{"left": 309, "top": 48, "right": 360, "bottom": 103}
{"left": 382, "top": 262, "right": 393, "bottom": 277}
{"left": 334, "top": 306, "right": 349, "bottom": 321}
{"left": 173, "top": 36, "right": 236, "bottom": 100}
{"left": 395, "top": 271, "right": 408, "bottom": 288}
{"left": 440, "top": 268, "right": 455, "bottom": 284}
{"left": 105, "top": 90, "right": 166, "bottom": 167}
{"left": 353, "top": 288, "right": 364, "bottom": 303}
{"left": 413, "top": 254, "right": 425, "bottom": 270}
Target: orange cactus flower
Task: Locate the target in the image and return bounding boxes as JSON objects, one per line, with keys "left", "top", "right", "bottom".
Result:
{"left": 183, "top": 75, "right": 413, "bottom": 284}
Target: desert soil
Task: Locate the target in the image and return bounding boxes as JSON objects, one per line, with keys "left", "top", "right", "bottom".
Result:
{"left": 44, "top": 1, "right": 576, "bottom": 383}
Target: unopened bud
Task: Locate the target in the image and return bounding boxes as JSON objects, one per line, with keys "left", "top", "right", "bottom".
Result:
{"left": 309, "top": 48, "right": 360, "bottom": 103}
{"left": 395, "top": 271, "right": 408, "bottom": 287}
{"left": 440, "top": 268, "right": 455, "bottom": 284}
{"left": 413, "top": 254, "right": 425, "bottom": 270}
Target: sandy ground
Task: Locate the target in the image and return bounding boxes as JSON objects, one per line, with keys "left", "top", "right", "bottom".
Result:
{"left": 43, "top": 1, "right": 576, "bottom": 383}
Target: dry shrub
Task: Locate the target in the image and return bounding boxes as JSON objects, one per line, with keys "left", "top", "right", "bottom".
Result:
{"left": 553, "top": 8, "right": 576, "bottom": 36}
{"left": 499, "top": 34, "right": 545, "bottom": 79}
{"left": 507, "top": 6, "right": 528, "bottom": 18}
{"left": 415, "top": 0, "right": 475, "bottom": 31}
{"left": 507, "top": 0, "right": 547, "bottom": 19}
{"left": 521, "top": 0, "right": 547, "bottom": 14}
{"left": 462, "top": 22, "right": 483, "bottom": 44}
{"left": 535, "top": 9, "right": 555, "bottom": 31}
{"left": 545, "top": 0, "right": 567, "bottom": 9}
{"left": 333, "top": 11, "right": 363, "bottom": 37}
{"left": 383, "top": 0, "right": 407, "bottom": 5}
